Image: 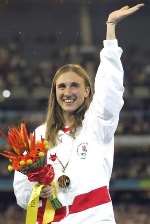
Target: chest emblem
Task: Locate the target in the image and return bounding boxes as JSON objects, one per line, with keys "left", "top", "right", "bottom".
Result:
{"left": 77, "top": 142, "right": 88, "bottom": 159}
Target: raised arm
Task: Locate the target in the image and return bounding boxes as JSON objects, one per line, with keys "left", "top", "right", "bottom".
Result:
{"left": 82, "top": 4, "right": 144, "bottom": 143}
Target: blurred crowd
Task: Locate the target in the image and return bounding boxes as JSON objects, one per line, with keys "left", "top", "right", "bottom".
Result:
{"left": 0, "top": 201, "right": 149, "bottom": 224}
{"left": 0, "top": 204, "right": 25, "bottom": 224}
{"left": 0, "top": 42, "right": 150, "bottom": 224}
{"left": 0, "top": 39, "right": 150, "bottom": 135}
{"left": 112, "top": 146, "right": 150, "bottom": 180}
{"left": 0, "top": 2, "right": 150, "bottom": 224}
{"left": 114, "top": 203, "right": 150, "bottom": 224}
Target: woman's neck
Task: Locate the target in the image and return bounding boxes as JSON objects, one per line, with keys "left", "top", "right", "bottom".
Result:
{"left": 63, "top": 112, "right": 75, "bottom": 128}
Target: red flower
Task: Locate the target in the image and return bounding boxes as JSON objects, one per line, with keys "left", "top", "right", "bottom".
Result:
{"left": 7, "top": 123, "right": 29, "bottom": 155}
{"left": 0, "top": 123, "right": 49, "bottom": 171}
{"left": 27, "top": 164, "right": 54, "bottom": 185}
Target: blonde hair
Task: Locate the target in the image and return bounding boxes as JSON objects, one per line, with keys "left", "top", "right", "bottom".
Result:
{"left": 45, "top": 64, "right": 93, "bottom": 146}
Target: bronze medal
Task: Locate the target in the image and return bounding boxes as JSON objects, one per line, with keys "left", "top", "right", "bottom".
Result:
{"left": 58, "top": 175, "right": 70, "bottom": 188}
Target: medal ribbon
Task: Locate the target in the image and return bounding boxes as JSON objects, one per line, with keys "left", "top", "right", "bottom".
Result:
{"left": 26, "top": 184, "right": 55, "bottom": 224}
{"left": 43, "top": 199, "right": 55, "bottom": 224}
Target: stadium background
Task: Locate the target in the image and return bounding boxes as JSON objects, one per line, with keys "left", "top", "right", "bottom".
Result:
{"left": 0, "top": 0, "right": 150, "bottom": 223}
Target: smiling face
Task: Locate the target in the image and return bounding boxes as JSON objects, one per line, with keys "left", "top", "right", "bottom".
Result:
{"left": 55, "top": 71, "right": 90, "bottom": 114}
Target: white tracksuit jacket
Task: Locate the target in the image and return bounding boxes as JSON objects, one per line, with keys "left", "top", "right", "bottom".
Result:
{"left": 13, "top": 39, "right": 124, "bottom": 224}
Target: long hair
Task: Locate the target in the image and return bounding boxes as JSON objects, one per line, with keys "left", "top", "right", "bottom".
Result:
{"left": 45, "top": 64, "right": 93, "bottom": 146}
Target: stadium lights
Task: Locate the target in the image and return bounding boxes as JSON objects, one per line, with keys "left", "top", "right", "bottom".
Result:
{"left": 2, "top": 89, "right": 11, "bottom": 98}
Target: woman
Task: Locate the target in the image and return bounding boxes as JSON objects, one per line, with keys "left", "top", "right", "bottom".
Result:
{"left": 13, "top": 4, "right": 144, "bottom": 224}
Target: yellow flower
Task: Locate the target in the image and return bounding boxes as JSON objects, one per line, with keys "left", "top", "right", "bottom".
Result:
{"left": 26, "top": 159, "right": 33, "bottom": 165}
{"left": 8, "top": 164, "right": 13, "bottom": 172}
{"left": 20, "top": 160, "right": 26, "bottom": 166}
{"left": 38, "top": 152, "right": 45, "bottom": 157}
{"left": 44, "top": 140, "right": 50, "bottom": 150}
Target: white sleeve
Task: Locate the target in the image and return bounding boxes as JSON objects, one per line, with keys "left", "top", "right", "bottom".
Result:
{"left": 13, "top": 171, "right": 33, "bottom": 209}
{"left": 34, "top": 124, "right": 46, "bottom": 140}
{"left": 82, "top": 39, "right": 124, "bottom": 143}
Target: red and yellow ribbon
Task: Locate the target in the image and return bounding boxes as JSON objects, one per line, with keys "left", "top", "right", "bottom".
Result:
{"left": 26, "top": 184, "right": 55, "bottom": 224}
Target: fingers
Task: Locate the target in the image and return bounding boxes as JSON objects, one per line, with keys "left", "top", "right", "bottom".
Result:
{"left": 121, "top": 3, "right": 144, "bottom": 15}
{"left": 121, "top": 3, "right": 144, "bottom": 11}
{"left": 40, "top": 186, "right": 51, "bottom": 199}
{"left": 124, "top": 4, "right": 144, "bottom": 15}
{"left": 120, "top": 5, "right": 129, "bottom": 11}
{"left": 135, "top": 3, "right": 145, "bottom": 8}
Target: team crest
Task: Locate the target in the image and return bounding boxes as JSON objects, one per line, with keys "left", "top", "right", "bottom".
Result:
{"left": 77, "top": 142, "right": 88, "bottom": 159}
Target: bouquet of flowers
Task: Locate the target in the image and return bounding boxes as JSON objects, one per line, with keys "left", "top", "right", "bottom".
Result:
{"left": 0, "top": 122, "right": 62, "bottom": 224}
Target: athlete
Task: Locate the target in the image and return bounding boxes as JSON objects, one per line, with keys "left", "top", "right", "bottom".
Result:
{"left": 13, "top": 4, "right": 144, "bottom": 224}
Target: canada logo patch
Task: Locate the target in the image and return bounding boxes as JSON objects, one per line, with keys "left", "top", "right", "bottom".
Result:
{"left": 77, "top": 142, "right": 88, "bottom": 159}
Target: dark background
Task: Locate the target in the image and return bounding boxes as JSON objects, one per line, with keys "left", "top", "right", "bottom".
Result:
{"left": 0, "top": 0, "right": 150, "bottom": 223}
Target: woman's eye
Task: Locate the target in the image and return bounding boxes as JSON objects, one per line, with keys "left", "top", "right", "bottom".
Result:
{"left": 71, "top": 82, "right": 80, "bottom": 88}
{"left": 57, "top": 84, "right": 65, "bottom": 89}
